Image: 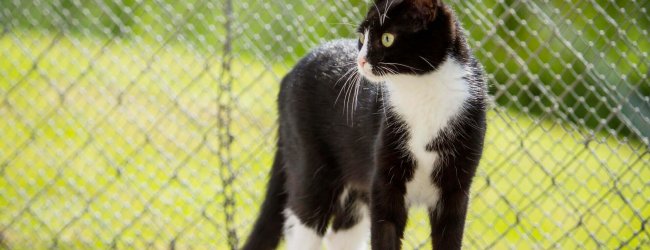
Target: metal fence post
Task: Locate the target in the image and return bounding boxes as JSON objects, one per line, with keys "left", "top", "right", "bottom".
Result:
{"left": 218, "top": 0, "right": 238, "bottom": 249}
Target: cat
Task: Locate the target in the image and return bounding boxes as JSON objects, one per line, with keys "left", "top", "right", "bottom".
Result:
{"left": 242, "top": 0, "right": 487, "bottom": 249}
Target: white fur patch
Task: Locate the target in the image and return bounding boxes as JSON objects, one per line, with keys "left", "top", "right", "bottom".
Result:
{"left": 357, "top": 30, "right": 369, "bottom": 62}
{"left": 284, "top": 209, "right": 323, "bottom": 250}
{"left": 324, "top": 204, "right": 370, "bottom": 250}
{"left": 384, "top": 58, "right": 470, "bottom": 207}
{"left": 339, "top": 187, "right": 350, "bottom": 207}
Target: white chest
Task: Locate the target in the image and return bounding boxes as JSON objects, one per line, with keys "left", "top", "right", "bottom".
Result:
{"left": 385, "top": 59, "right": 470, "bottom": 207}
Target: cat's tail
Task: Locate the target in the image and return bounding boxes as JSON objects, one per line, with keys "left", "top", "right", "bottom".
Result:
{"left": 241, "top": 148, "right": 287, "bottom": 250}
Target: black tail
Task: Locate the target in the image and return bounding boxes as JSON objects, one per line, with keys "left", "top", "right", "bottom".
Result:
{"left": 241, "top": 149, "right": 287, "bottom": 250}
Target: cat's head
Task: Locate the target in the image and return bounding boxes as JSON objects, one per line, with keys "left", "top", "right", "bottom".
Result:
{"left": 356, "top": 0, "right": 457, "bottom": 82}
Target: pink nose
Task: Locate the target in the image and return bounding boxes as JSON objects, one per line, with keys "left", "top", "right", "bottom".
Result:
{"left": 358, "top": 57, "right": 367, "bottom": 68}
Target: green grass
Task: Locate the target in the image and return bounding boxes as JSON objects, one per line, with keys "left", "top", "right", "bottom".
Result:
{"left": 1, "top": 32, "right": 648, "bottom": 249}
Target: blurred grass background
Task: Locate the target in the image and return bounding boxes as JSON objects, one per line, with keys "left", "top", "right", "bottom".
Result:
{"left": 1, "top": 0, "right": 649, "bottom": 249}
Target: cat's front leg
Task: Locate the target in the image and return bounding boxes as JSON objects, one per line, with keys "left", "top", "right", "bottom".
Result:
{"left": 370, "top": 177, "right": 408, "bottom": 250}
{"left": 428, "top": 189, "right": 470, "bottom": 250}
{"left": 370, "top": 119, "right": 415, "bottom": 250}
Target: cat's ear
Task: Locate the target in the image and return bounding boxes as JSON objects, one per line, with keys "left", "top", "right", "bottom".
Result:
{"left": 408, "top": 0, "right": 442, "bottom": 21}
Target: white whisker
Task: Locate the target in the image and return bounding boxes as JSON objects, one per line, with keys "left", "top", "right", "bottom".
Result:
{"left": 335, "top": 67, "right": 358, "bottom": 105}
{"left": 381, "top": 66, "right": 397, "bottom": 75}
{"left": 382, "top": 0, "right": 395, "bottom": 25}
{"left": 379, "top": 62, "right": 423, "bottom": 72}
{"left": 380, "top": 66, "right": 390, "bottom": 76}
{"left": 374, "top": 67, "right": 384, "bottom": 77}
{"left": 419, "top": 56, "right": 436, "bottom": 70}
{"left": 344, "top": 71, "right": 358, "bottom": 121}
{"left": 335, "top": 66, "right": 357, "bottom": 86}
{"left": 352, "top": 74, "right": 362, "bottom": 119}
{"left": 372, "top": 2, "right": 382, "bottom": 25}
{"left": 347, "top": 73, "right": 361, "bottom": 123}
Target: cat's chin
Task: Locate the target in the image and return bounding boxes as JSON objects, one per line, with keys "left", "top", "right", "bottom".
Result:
{"left": 357, "top": 68, "right": 385, "bottom": 83}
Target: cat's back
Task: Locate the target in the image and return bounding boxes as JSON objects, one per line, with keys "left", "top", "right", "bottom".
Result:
{"left": 305, "top": 39, "right": 358, "bottom": 65}
{"left": 282, "top": 39, "right": 358, "bottom": 90}
{"left": 279, "top": 39, "right": 377, "bottom": 119}
{"left": 279, "top": 39, "right": 360, "bottom": 118}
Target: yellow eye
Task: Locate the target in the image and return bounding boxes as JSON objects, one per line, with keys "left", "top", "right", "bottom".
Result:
{"left": 358, "top": 32, "right": 365, "bottom": 44}
{"left": 381, "top": 33, "right": 395, "bottom": 47}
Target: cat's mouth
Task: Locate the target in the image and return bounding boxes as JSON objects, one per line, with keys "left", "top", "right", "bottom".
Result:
{"left": 357, "top": 61, "right": 386, "bottom": 83}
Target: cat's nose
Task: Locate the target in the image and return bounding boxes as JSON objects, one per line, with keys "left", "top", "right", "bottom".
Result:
{"left": 358, "top": 57, "right": 368, "bottom": 68}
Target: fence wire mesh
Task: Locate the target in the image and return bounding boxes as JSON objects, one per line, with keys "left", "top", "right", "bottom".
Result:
{"left": 1, "top": 0, "right": 649, "bottom": 249}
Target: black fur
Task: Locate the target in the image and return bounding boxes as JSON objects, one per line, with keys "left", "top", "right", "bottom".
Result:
{"left": 242, "top": 0, "right": 486, "bottom": 249}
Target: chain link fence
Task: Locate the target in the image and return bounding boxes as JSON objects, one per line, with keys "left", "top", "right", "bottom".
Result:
{"left": 1, "top": 0, "right": 649, "bottom": 249}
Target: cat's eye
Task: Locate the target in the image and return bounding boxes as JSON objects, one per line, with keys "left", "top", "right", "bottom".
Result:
{"left": 381, "top": 33, "right": 395, "bottom": 47}
{"left": 358, "top": 32, "right": 365, "bottom": 44}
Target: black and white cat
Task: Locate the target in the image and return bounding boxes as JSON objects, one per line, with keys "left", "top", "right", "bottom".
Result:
{"left": 242, "top": 0, "right": 487, "bottom": 249}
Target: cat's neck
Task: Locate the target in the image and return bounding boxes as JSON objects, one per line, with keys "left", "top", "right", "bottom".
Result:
{"left": 383, "top": 57, "right": 470, "bottom": 114}
{"left": 383, "top": 57, "right": 470, "bottom": 149}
